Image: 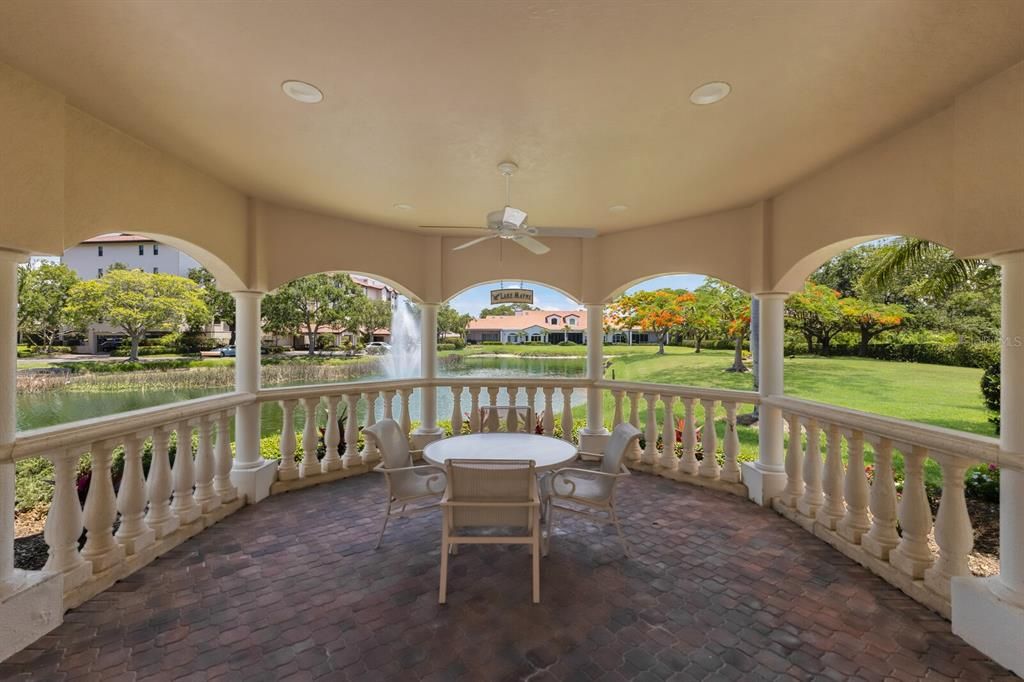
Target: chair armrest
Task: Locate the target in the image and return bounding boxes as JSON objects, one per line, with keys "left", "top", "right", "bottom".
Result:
{"left": 374, "top": 462, "right": 447, "bottom": 494}
{"left": 549, "top": 467, "right": 624, "bottom": 498}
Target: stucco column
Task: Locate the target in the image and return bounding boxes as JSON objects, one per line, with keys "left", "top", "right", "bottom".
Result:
{"left": 0, "top": 251, "right": 20, "bottom": 585}
{"left": 412, "top": 303, "right": 443, "bottom": 448}
{"left": 742, "top": 292, "right": 788, "bottom": 505}
{"left": 0, "top": 249, "right": 62, "bottom": 659}
{"left": 229, "top": 292, "right": 276, "bottom": 503}
{"left": 580, "top": 304, "right": 610, "bottom": 454}
{"left": 953, "top": 250, "right": 1024, "bottom": 676}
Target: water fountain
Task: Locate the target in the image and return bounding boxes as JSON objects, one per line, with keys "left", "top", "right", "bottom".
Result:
{"left": 383, "top": 297, "right": 421, "bottom": 378}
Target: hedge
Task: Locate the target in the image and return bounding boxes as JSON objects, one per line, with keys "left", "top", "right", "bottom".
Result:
{"left": 783, "top": 341, "right": 998, "bottom": 369}
{"left": 437, "top": 343, "right": 457, "bottom": 351}
{"left": 112, "top": 345, "right": 178, "bottom": 357}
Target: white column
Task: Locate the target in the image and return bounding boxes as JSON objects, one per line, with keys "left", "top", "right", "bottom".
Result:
{"left": 743, "top": 292, "right": 788, "bottom": 505}
{"left": 0, "top": 251, "right": 20, "bottom": 585}
{"left": 582, "top": 304, "right": 609, "bottom": 444}
{"left": 953, "top": 250, "right": 1024, "bottom": 676}
{"left": 229, "top": 291, "right": 276, "bottom": 503}
{"left": 0, "top": 251, "right": 60, "bottom": 656}
{"left": 412, "top": 303, "right": 443, "bottom": 446}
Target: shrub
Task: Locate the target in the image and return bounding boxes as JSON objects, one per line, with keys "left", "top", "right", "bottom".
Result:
{"left": 112, "top": 345, "right": 177, "bottom": 356}
{"left": 782, "top": 340, "right": 999, "bottom": 369}
{"left": 964, "top": 464, "right": 1000, "bottom": 503}
{"left": 557, "top": 340, "right": 577, "bottom": 346}
{"left": 981, "top": 362, "right": 1000, "bottom": 433}
{"left": 437, "top": 343, "right": 457, "bottom": 351}
{"left": 481, "top": 340, "right": 502, "bottom": 345}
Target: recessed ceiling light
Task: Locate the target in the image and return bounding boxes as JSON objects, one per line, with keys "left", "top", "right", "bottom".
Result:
{"left": 689, "top": 81, "right": 731, "bottom": 105}
{"left": 393, "top": 203, "right": 414, "bottom": 211}
{"left": 609, "top": 204, "right": 629, "bottom": 213}
{"left": 281, "top": 80, "right": 324, "bottom": 103}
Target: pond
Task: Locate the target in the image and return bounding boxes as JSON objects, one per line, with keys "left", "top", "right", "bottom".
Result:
{"left": 15, "top": 355, "right": 588, "bottom": 437}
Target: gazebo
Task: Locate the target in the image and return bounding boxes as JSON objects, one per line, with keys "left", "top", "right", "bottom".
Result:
{"left": 0, "top": 1, "right": 1022, "bottom": 677}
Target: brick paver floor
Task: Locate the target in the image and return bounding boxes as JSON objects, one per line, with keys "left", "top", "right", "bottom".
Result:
{"left": 2, "top": 472, "right": 1017, "bottom": 681}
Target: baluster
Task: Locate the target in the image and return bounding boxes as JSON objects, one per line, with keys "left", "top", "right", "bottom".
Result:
{"left": 213, "top": 411, "right": 237, "bottom": 503}
{"left": 816, "top": 423, "right": 846, "bottom": 530}
{"left": 659, "top": 394, "right": 677, "bottom": 469}
{"left": 507, "top": 386, "right": 519, "bottom": 433}
{"left": 145, "top": 426, "right": 178, "bottom": 536}
{"left": 627, "top": 392, "right": 643, "bottom": 462}
{"left": 924, "top": 456, "right": 974, "bottom": 599}
{"left": 44, "top": 451, "right": 92, "bottom": 589}
{"left": 486, "top": 386, "right": 500, "bottom": 432}
{"left": 698, "top": 399, "right": 720, "bottom": 478}
{"left": 193, "top": 417, "right": 221, "bottom": 512}
{"left": 838, "top": 430, "right": 870, "bottom": 543}
{"left": 721, "top": 402, "right": 741, "bottom": 483}
{"left": 612, "top": 390, "right": 625, "bottom": 427}
{"left": 560, "top": 387, "right": 574, "bottom": 443}
{"left": 278, "top": 400, "right": 299, "bottom": 481}
{"left": 678, "top": 398, "right": 699, "bottom": 475}
{"left": 322, "top": 395, "right": 343, "bottom": 471}
{"left": 889, "top": 445, "right": 935, "bottom": 579}
{"left": 642, "top": 393, "right": 658, "bottom": 464}
{"left": 450, "top": 386, "right": 463, "bottom": 436}
{"left": 781, "top": 413, "right": 804, "bottom": 507}
{"left": 81, "top": 441, "right": 125, "bottom": 572}
{"left": 797, "top": 417, "right": 823, "bottom": 518}
{"left": 525, "top": 386, "right": 538, "bottom": 434}
{"left": 862, "top": 437, "right": 901, "bottom": 561}
{"left": 116, "top": 434, "right": 158, "bottom": 553}
{"left": 343, "top": 392, "right": 361, "bottom": 466}
{"left": 301, "top": 397, "right": 321, "bottom": 478}
{"left": 542, "top": 387, "right": 555, "bottom": 436}
{"left": 469, "top": 386, "right": 482, "bottom": 433}
{"left": 399, "top": 388, "right": 412, "bottom": 438}
{"left": 170, "top": 421, "right": 201, "bottom": 524}
{"left": 382, "top": 389, "right": 395, "bottom": 424}
{"left": 361, "top": 392, "right": 380, "bottom": 463}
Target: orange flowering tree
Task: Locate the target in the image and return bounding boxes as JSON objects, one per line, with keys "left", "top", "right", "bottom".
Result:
{"left": 607, "top": 289, "right": 695, "bottom": 355}
{"left": 839, "top": 297, "right": 908, "bottom": 356}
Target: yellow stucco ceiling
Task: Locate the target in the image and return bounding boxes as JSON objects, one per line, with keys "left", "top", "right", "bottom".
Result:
{"left": 0, "top": 0, "right": 1021, "bottom": 234}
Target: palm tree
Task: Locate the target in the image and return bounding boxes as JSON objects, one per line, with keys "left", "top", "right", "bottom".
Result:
{"left": 862, "top": 238, "right": 985, "bottom": 298}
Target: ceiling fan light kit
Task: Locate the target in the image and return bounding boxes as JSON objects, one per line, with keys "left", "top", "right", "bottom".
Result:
{"left": 421, "top": 161, "right": 596, "bottom": 255}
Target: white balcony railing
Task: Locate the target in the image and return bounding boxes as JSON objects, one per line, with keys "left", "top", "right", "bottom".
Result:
{"left": 4, "top": 377, "right": 1014, "bottom": 627}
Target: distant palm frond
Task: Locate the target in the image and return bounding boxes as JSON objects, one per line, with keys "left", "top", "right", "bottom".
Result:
{"left": 862, "top": 238, "right": 984, "bottom": 298}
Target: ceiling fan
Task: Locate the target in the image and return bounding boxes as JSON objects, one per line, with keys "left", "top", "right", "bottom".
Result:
{"left": 420, "top": 161, "right": 597, "bottom": 255}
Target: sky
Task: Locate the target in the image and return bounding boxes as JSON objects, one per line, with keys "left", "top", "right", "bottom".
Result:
{"left": 447, "top": 274, "right": 708, "bottom": 316}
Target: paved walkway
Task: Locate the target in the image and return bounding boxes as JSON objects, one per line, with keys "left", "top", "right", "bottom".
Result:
{"left": 2, "top": 472, "right": 1016, "bottom": 681}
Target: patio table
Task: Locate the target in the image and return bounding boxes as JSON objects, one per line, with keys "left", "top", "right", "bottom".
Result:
{"left": 423, "top": 433, "right": 578, "bottom": 472}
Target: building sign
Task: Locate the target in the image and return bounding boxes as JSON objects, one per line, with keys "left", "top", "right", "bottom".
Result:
{"left": 490, "top": 288, "right": 534, "bottom": 305}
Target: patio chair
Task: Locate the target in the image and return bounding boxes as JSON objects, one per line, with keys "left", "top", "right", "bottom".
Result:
{"left": 479, "top": 405, "right": 535, "bottom": 433}
{"left": 439, "top": 459, "right": 541, "bottom": 604}
{"left": 540, "top": 422, "right": 640, "bottom": 558}
{"left": 364, "top": 418, "right": 447, "bottom": 549}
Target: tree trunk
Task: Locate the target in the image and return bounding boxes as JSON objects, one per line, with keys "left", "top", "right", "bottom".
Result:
{"left": 694, "top": 336, "right": 702, "bottom": 354}
{"left": 820, "top": 335, "right": 832, "bottom": 357}
{"left": 129, "top": 334, "right": 141, "bottom": 362}
{"left": 728, "top": 336, "right": 748, "bottom": 372}
{"left": 804, "top": 332, "right": 815, "bottom": 354}
{"left": 859, "top": 326, "right": 870, "bottom": 356}
{"left": 228, "top": 323, "right": 236, "bottom": 346}
{"left": 307, "top": 332, "right": 317, "bottom": 356}
{"left": 657, "top": 332, "right": 666, "bottom": 355}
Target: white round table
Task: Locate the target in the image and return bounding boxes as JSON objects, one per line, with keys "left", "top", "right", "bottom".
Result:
{"left": 423, "top": 433, "right": 578, "bottom": 472}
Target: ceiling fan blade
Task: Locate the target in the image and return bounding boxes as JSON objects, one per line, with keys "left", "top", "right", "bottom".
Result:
{"left": 420, "top": 225, "right": 489, "bottom": 230}
{"left": 452, "top": 234, "right": 498, "bottom": 251}
{"left": 502, "top": 206, "right": 528, "bottom": 229}
{"left": 513, "top": 235, "right": 550, "bottom": 255}
{"left": 531, "top": 227, "right": 598, "bottom": 238}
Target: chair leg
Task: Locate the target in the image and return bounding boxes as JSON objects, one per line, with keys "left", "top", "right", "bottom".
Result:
{"left": 532, "top": 518, "right": 541, "bottom": 604}
{"left": 609, "top": 505, "right": 632, "bottom": 558}
{"left": 542, "top": 500, "right": 555, "bottom": 557}
{"left": 374, "top": 499, "right": 392, "bottom": 550}
{"left": 439, "top": 538, "right": 449, "bottom": 604}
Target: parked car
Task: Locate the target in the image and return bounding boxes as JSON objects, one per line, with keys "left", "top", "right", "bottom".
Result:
{"left": 219, "top": 345, "right": 271, "bottom": 357}
{"left": 97, "top": 337, "right": 125, "bottom": 353}
{"left": 366, "top": 341, "right": 391, "bottom": 355}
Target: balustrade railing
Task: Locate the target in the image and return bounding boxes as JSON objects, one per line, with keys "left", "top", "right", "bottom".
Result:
{"left": 9, "top": 393, "right": 250, "bottom": 607}
{"left": 4, "top": 376, "right": 1012, "bottom": 629}
{"left": 764, "top": 395, "right": 1009, "bottom": 614}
